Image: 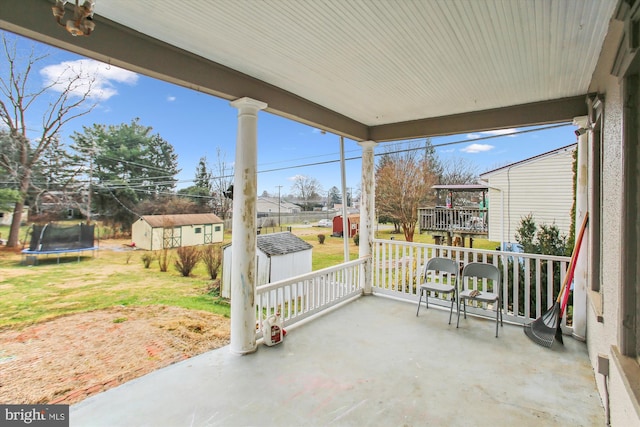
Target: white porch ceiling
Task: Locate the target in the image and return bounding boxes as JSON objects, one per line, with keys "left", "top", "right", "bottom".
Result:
{"left": 0, "top": 0, "right": 619, "bottom": 140}
{"left": 93, "top": 0, "right": 616, "bottom": 127}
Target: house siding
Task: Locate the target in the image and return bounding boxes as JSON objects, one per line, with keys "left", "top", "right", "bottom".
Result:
{"left": 586, "top": 43, "right": 637, "bottom": 426}
{"left": 482, "top": 146, "right": 575, "bottom": 243}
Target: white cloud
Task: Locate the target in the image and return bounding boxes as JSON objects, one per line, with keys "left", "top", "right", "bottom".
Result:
{"left": 461, "top": 143, "right": 494, "bottom": 153}
{"left": 40, "top": 59, "right": 138, "bottom": 101}
{"left": 288, "top": 174, "right": 306, "bottom": 181}
{"left": 167, "top": 96, "right": 176, "bottom": 102}
{"left": 466, "top": 133, "right": 481, "bottom": 139}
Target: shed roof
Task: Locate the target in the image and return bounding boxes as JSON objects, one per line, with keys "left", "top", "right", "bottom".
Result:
{"left": 257, "top": 232, "right": 312, "bottom": 256}
{"left": 432, "top": 184, "right": 489, "bottom": 192}
{"left": 334, "top": 214, "right": 360, "bottom": 221}
{"left": 141, "top": 214, "right": 223, "bottom": 228}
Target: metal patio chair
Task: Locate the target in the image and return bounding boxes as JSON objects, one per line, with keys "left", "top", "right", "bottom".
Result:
{"left": 416, "top": 257, "right": 459, "bottom": 324}
{"left": 457, "top": 262, "right": 503, "bottom": 337}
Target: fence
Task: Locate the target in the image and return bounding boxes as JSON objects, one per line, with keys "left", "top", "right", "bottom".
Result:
{"left": 418, "top": 207, "right": 488, "bottom": 233}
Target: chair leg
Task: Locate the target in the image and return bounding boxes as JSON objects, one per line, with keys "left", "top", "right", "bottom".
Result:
{"left": 456, "top": 298, "right": 463, "bottom": 328}
{"left": 448, "top": 294, "right": 454, "bottom": 325}
{"left": 495, "top": 305, "right": 499, "bottom": 338}
{"left": 416, "top": 290, "right": 423, "bottom": 316}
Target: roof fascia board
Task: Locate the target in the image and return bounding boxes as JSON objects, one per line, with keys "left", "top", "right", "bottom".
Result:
{"left": 1, "top": 0, "right": 368, "bottom": 141}
{"left": 479, "top": 143, "right": 577, "bottom": 177}
{"left": 369, "top": 96, "right": 588, "bottom": 142}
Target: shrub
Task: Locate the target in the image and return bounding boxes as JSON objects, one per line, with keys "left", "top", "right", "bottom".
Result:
{"left": 157, "top": 248, "right": 170, "bottom": 272}
{"left": 206, "top": 279, "right": 221, "bottom": 297}
{"left": 174, "top": 246, "right": 201, "bottom": 277}
{"left": 353, "top": 233, "right": 359, "bottom": 246}
{"left": 202, "top": 244, "right": 222, "bottom": 280}
{"left": 317, "top": 234, "right": 326, "bottom": 244}
{"left": 141, "top": 253, "right": 155, "bottom": 268}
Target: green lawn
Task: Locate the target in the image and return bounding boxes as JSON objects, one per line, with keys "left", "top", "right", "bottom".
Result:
{"left": 0, "top": 246, "right": 229, "bottom": 330}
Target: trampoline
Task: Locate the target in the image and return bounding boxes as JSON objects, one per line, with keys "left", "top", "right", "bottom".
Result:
{"left": 21, "top": 223, "right": 98, "bottom": 265}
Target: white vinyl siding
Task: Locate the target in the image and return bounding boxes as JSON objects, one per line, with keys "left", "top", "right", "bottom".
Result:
{"left": 483, "top": 146, "right": 575, "bottom": 243}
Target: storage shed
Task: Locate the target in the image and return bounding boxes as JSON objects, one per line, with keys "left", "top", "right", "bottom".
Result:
{"left": 332, "top": 214, "right": 360, "bottom": 238}
{"left": 479, "top": 144, "right": 576, "bottom": 244}
{"left": 131, "top": 213, "right": 224, "bottom": 250}
{"left": 222, "top": 232, "right": 312, "bottom": 299}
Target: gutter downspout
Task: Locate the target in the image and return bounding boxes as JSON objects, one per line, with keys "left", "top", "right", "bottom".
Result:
{"left": 477, "top": 180, "right": 504, "bottom": 250}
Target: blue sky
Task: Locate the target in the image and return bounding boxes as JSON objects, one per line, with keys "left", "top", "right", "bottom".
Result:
{"left": 7, "top": 31, "right": 578, "bottom": 198}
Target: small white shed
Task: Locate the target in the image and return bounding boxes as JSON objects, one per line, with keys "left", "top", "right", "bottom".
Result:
{"left": 479, "top": 143, "right": 576, "bottom": 244}
{"left": 131, "top": 213, "right": 224, "bottom": 250}
{"left": 222, "top": 232, "right": 313, "bottom": 299}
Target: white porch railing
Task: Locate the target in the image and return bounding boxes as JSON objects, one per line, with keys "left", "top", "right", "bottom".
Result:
{"left": 255, "top": 258, "right": 366, "bottom": 338}
{"left": 372, "top": 239, "right": 573, "bottom": 330}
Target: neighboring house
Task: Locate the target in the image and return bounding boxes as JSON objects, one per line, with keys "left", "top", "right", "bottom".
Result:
{"left": 256, "top": 197, "right": 301, "bottom": 214}
{"left": 479, "top": 144, "right": 576, "bottom": 245}
{"left": 131, "top": 213, "right": 224, "bottom": 251}
{"left": 33, "top": 190, "right": 86, "bottom": 220}
{"left": 221, "top": 232, "right": 312, "bottom": 299}
{"left": 0, "top": 206, "right": 28, "bottom": 226}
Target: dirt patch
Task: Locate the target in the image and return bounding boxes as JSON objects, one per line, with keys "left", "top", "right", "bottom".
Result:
{"left": 0, "top": 305, "right": 230, "bottom": 405}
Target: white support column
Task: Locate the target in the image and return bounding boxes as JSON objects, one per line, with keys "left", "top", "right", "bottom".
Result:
{"left": 358, "top": 140, "right": 376, "bottom": 295}
{"left": 229, "top": 97, "right": 267, "bottom": 355}
{"left": 573, "top": 116, "right": 589, "bottom": 340}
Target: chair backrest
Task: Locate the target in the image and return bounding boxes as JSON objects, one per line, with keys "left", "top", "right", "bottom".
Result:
{"left": 461, "top": 262, "right": 500, "bottom": 291}
{"left": 425, "top": 257, "right": 459, "bottom": 276}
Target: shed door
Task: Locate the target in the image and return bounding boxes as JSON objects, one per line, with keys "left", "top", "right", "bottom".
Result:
{"left": 163, "top": 226, "right": 182, "bottom": 248}
{"left": 204, "top": 224, "right": 213, "bottom": 244}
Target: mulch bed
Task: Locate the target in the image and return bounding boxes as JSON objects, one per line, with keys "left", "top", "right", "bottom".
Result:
{"left": 0, "top": 305, "right": 230, "bottom": 404}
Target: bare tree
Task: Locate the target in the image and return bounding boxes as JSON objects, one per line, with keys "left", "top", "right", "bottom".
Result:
{"left": 290, "top": 175, "right": 322, "bottom": 211}
{"left": 375, "top": 143, "right": 437, "bottom": 241}
{"left": 211, "top": 147, "right": 233, "bottom": 219}
{"left": 439, "top": 156, "right": 479, "bottom": 206}
{"left": 440, "top": 156, "right": 478, "bottom": 185}
{"left": 0, "top": 33, "right": 96, "bottom": 246}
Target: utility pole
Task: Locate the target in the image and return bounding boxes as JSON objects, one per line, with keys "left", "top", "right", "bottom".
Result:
{"left": 87, "top": 141, "right": 95, "bottom": 225}
{"left": 276, "top": 185, "right": 282, "bottom": 227}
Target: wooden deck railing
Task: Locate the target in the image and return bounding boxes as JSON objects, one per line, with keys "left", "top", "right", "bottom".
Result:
{"left": 418, "top": 207, "right": 488, "bottom": 233}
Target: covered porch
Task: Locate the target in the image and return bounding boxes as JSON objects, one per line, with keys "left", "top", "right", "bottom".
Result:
{"left": 71, "top": 295, "right": 603, "bottom": 426}
{"left": 3, "top": 0, "right": 636, "bottom": 425}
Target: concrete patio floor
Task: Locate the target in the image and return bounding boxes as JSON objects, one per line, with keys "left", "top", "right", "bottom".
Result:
{"left": 71, "top": 295, "right": 604, "bottom": 426}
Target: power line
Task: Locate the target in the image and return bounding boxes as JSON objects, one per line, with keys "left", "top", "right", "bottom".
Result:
{"left": 254, "top": 123, "right": 573, "bottom": 175}
{"left": 5, "top": 123, "right": 571, "bottom": 191}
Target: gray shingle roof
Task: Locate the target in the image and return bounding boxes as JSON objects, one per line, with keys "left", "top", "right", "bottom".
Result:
{"left": 257, "top": 232, "right": 312, "bottom": 256}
